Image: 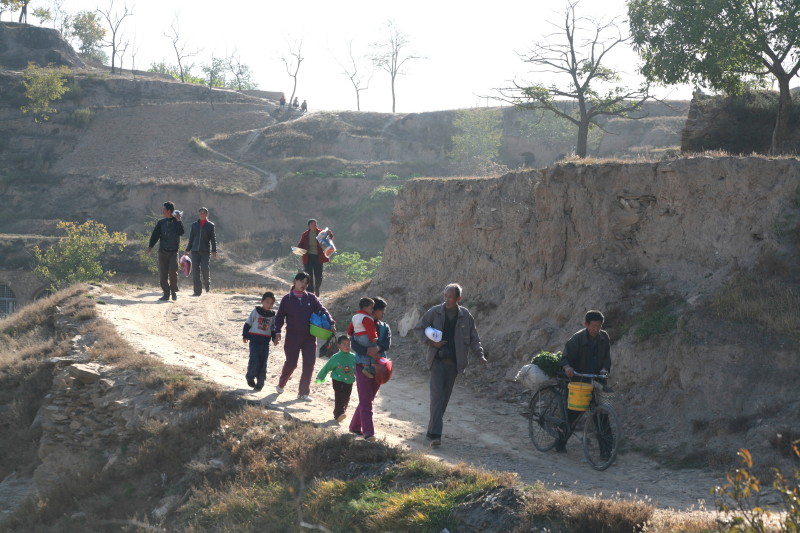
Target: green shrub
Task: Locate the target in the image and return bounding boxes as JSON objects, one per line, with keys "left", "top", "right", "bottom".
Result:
{"left": 69, "top": 107, "right": 94, "bottom": 128}
{"left": 635, "top": 301, "right": 680, "bottom": 342}
{"left": 369, "top": 185, "right": 400, "bottom": 202}
{"left": 33, "top": 220, "right": 126, "bottom": 290}
{"left": 329, "top": 251, "right": 382, "bottom": 282}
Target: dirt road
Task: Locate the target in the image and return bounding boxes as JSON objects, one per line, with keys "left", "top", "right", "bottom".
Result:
{"left": 96, "top": 285, "right": 721, "bottom": 512}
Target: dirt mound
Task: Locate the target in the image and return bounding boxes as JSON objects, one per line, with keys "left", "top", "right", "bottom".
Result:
{"left": 371, "top": 157, "right": 800, "bottom": 467}
{"left": 0, "top": 22, "right": 84, "bottom": 69}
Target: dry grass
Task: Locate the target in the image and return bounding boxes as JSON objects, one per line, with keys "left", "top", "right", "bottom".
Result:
{"left": 711, "top": 274, "right": 800, "bottom": 338}
{"left": 517, "top": 488, "right": 655, "bottom": 533}
{"left": 0, "top": 284, "right": 722, "bottom": 532}
{"left": 0, "top": 285, "right": 87, "bottom": 479}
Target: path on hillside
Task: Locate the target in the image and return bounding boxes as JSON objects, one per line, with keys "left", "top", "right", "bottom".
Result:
{"left": 95, "top": 285, "right": 722, "bottom": 513}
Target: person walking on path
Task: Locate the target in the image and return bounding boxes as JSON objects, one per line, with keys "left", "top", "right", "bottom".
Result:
{"left": 184, "top": 207, "right": 217, "bottom": 296}
{"left": 242, "top": 291, "right": 278, "bottom": 391}
{"left": 147, "top": 201, "right": 184, "bottom": 301}
{"left": 274, "top": 272, "right": 335, "bottom": 401}
{"left": 300, "top": 99, "right": 307, "bottom": 112}
{"left": 349, "top": 296, "right": 391, "bottom": 442}
{"left": 297, "top": 219, "right": 333, "bottom": 296}
{"left": 315, "top": 335, "right": 356, "bottom": 422}
{"left": 413, "top": 283, "right": 486, "bottom": 447}
{"left": 271, "top": 236, "right": 281, "bottom": 262}
{"left": 556, "top": 310, "right": 612, "bottom": 454}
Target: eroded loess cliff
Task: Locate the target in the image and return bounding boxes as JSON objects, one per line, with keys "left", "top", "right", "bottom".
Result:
{"left": 376, "top": 157, "right": 800, "bottom": 465}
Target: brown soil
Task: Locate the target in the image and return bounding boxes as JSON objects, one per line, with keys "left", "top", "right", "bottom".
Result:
{"left": 96, "top": 283, "right": 724, "bottom": 513}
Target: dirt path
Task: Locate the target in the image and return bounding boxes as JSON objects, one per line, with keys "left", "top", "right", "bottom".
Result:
{"left": 96, "top": 285, "right": 722, "bottom": 513}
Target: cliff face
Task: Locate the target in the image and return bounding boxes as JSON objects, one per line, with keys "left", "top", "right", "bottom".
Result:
{"left": 379, "top": 158, "right": 794, "bottom": 334}
{"left": 374, "top": 157, "right": 800, "bottom": 462}
{"left": 0, "top": 22, "right": 85, "bottom": 69}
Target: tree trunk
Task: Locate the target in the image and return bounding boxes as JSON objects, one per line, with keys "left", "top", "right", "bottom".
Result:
{"left": 356, "top": 90, "right": 361, "bottom": 111}
{"left": 289, "top": 78, "right": 297, "bottom": 111}
{"left": 576, "top": 120, "right": 589, "bottom": 158}
{"left": 390, "top": 73, "right": 396, "bottom": 113}
{"left": 771, "top": 76, "right": 792, "bottom": 154}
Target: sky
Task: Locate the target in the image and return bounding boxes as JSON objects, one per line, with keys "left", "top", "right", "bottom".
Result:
{"left": 15, "top": 0, "right": 696, "bottom": 112}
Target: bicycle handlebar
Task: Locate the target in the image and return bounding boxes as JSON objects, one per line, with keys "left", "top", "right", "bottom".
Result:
{"left": 569, "top": 371, "right": 609, "bottom": 379}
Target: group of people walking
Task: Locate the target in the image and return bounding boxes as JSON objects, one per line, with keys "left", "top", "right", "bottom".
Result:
{"left": 147, "top": 202, "right": 217, "bottom": 301}
{"left": 147, "top": 201, "right": 611, "bottom": 449}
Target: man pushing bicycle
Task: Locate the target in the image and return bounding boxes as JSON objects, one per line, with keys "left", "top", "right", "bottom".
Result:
{"left": 557, "top": 310, "right": 612, "bottom": 454}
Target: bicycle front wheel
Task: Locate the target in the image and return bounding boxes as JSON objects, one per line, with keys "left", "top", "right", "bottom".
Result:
{"left": 582, "top": 403, "right": 621, "bottom": 471}
{"left": 528, "top": 386, "right": 564, "bottom": 452}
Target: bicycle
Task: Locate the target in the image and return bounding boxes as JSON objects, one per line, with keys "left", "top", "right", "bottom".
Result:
{"left": 527, "top": 371, "right": 621, "bottom": 471}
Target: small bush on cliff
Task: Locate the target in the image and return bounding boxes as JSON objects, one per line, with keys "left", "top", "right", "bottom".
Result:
{"left": 20, "top": 62, "right": 70, "bottom": 123}
{"left": 34, "top": 221, "right": 126, "bottom": 291}
{"left": 69, "top": 107, "right": 94, "bottom": 128}
{"left": 329, "top": 251, "right": 383, "bottom": 282}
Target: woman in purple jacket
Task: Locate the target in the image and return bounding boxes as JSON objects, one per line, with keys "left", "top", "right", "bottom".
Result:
{"left": 274, "top": 272, "right": 335, "bottom": 400}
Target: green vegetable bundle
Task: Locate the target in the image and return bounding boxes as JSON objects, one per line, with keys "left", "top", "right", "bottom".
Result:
{"left": 530, "top": 351, "right": 562, "bottom": 378}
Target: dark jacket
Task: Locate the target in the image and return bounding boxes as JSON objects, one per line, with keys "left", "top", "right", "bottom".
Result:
{"left": 148, "top": 217, "right": 184, "bottom": 251}
{"left": 274, "top": 290, "right": 334, "bottom": 338}
{"left": 297, "top": 229, "right": 331, "bottom": 265}
{"left": 559, "top": 328, "right": 611, "bottom": 376}
{"left": 185, "top": 219, "right": 217, "bottom": 253}
{"left": 413, "top": 303, "right": 484, "bottom": 374}
{"left": 352, "top": 319, "right": 391, "bottom": 365}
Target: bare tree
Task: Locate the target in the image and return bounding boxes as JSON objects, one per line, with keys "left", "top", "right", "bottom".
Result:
{"left": 97, "top": 0, "right": 132, "bottom": 74}
{"left": 336, "top": 40, "right": 372, "bottom": 111}
{"left": 371, "top": 20, "right": 423, "bottom": 113}
{"left": 164, "top": 15, "right": 200, "bottom": 83}
{"left": 497, "top": 0, "right": 651, "bottom": 158}
{"left": 130, "top": 39, "right": 140, "bottom": 79}
{"left": 225, "top": 51, "right": 256, "bottom": 90}
{"left": 282, "top": 37, "right": 304, "bottom": 108}
{"left": 117, "top": 37, "right": 130, "bottom": 74}
{"left": 201, "top": 54, "right": 225, "bottom": 88}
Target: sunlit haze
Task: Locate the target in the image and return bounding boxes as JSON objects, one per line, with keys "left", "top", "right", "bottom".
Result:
{"left": 20, "top": 0, "right": 695, "bottom": 112}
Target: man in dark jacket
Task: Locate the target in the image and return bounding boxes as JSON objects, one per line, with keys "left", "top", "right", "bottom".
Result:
{"left": 557, "top": 310, "right": 612, "bottom": 454}
{"left": 147, "top": 201, "right": 184, "bottom": 301}
{"left": 184, "top": 207, "right": 217, "bottom": 296}
{"left": 413, "top": 283, "right": 487, "bottom": 448}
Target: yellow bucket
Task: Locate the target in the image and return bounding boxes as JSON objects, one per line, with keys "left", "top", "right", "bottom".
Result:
{"left": 567, "top": 382, "right": 593, "bottom": 411}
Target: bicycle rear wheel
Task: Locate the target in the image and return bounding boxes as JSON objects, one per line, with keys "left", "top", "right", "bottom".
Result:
{"left": 528, "top": 386, "right": 564, "bottom": 452}
{"left": 582, "top": 404, "right": 621, "bottom": 471}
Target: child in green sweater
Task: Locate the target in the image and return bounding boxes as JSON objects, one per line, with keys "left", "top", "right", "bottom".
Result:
{"left": 315, "top": 335, "right": 356, "bottom": 423}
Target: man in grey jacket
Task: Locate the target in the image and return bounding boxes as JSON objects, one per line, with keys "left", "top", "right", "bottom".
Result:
{"left": 413, "top": 283, "right": 487, "bottom": 447}
{"left": 147, "top": 201, "right": 184, "bottom": 301}
{"left": 184, "top": 207, "right": 217, "bottom": 296}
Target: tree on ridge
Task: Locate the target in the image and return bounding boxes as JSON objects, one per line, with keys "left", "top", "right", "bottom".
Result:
{"left": 629, "top": 0, "right": 800, "bottom": 154}
{"left": 371, "top": 20, "right": 423, "bottom": 113}
{"left": 97, "top": 0, "right": 132, "bottom": 74}
{"left": 497, "top": 0, "right": 652, "bottom": 158}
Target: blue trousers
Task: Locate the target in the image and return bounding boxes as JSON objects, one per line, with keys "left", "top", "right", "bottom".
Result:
{"left": 246, "top": 341, "right": 270, "bottom": 387}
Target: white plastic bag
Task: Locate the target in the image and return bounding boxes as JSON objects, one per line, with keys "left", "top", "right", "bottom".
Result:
{"left": 515, "top": 364, "right": 552, "bottom": 391}
{"left": 315, "top": 227, "right": 336, "bottom": 258}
